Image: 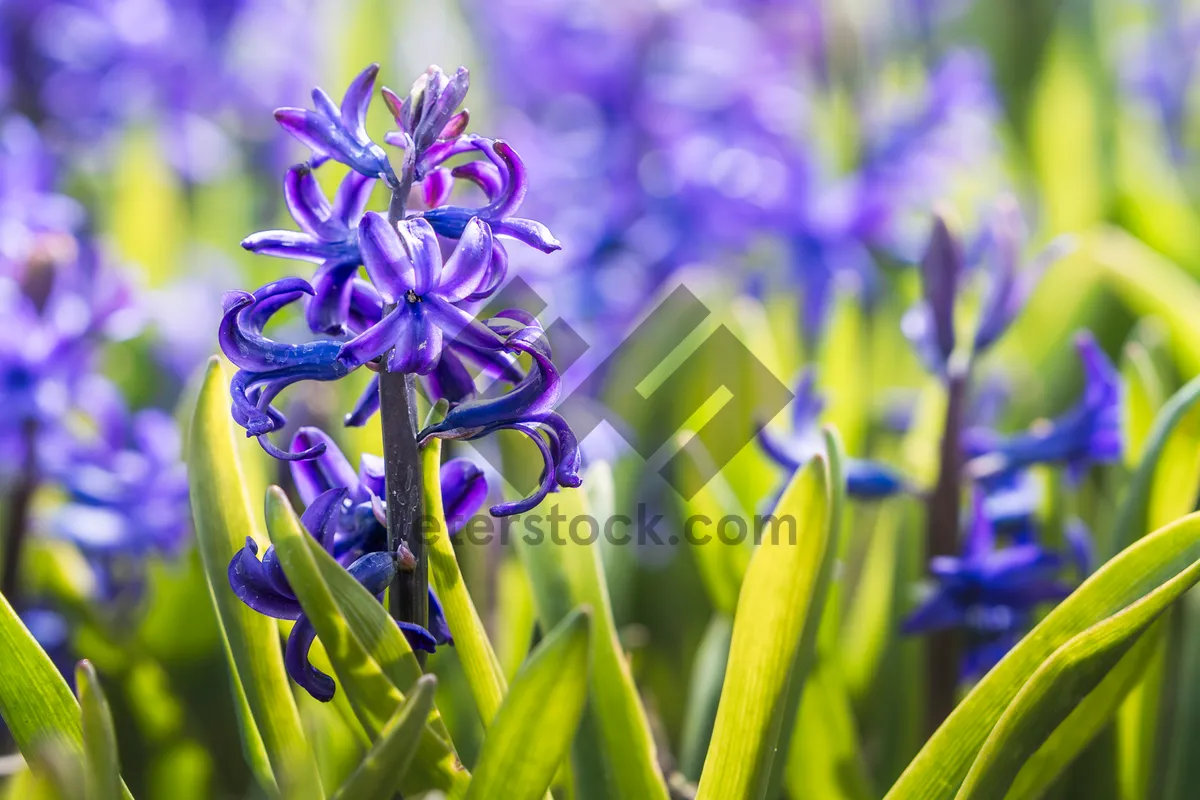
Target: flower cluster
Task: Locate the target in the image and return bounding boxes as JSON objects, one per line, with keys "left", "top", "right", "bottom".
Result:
{"left": 228, "top": 428, "right": 487, "bottom": 700}
{"left": 222, "top": 64, "right": 581, "bottom": 514}
{"left": 899, "top": 204, "right": 1120, "bottom": 675}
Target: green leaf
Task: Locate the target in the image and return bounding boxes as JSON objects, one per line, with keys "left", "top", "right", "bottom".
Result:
{"left": 494, "top": 558, "right": 535, "bottom": 683}
{"left": 884, "top": 511, "right": 1200, "bottom": 800}
{"left": 1091, "top": 226, "right": 1200, "bottom": 376}
{"left": 75, "top": 661, "right": 120, "bottom": 800}
{"left": 786, "top": 661, "right": 873, "bottom": 800}
{"left": 1108, "top": 373, "right": 1200, "bottom": 558}
{"left": 1120, "top": 340, "right": 1166, "bottom": 468}
{"left": 262, "top": 486, "right": 468, "bottom": 795}
{"left": 678, "top": 614, "right": 733, "bottom": 781}
{"left": 187, "top": 357, "right": 320, "bottom": 798}
{"left": 330, "top": 675, "right": 437, "bottom": 800}
{"left": 1002, "top": 621, "right": 1160, "bottom": 799}
{"left": 956, "top": 546, "right": 1200, "bottom": 800}
{"left": 464, "top": 607, "right": 593, "bottom": 800}
{"left": 422, "top": 438, "right": 508, "bottom": 724}
{"left": 696, "top": 428, "right": 844, "bottom": 800}
{"left": 514, "top": 476, "right": 670, "bottom": 800}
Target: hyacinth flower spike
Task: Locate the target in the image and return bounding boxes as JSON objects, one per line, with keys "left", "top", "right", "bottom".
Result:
{"left": 228, "top": 430, "right": 489, "bottom": 700}
{"left": 218, "top": 279, "right": 351, "bottom": 459}
{"left": 241, "top": 165, "right": 375, "bottom": 335}
{"left": 419, "top": 312, "right": 581, "bottom": 516}
{"left": 902, "top": 493, "right": 1073, "bottom": 678}
{"left": 274, "top": 64, "right": 396, "bottom": 182}
{"left": 337, "top": 212, "right": 505, "bottom": 375}
{"left": 758, "top": 370, "right": 909, "bottom": 499}
{"left": 966, "top": 331, "right": 1122, "bottom": 483}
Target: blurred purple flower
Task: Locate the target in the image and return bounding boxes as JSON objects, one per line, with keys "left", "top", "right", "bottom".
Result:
{"left": 758, "top": 370, "right": 909, "bottom": 500}
{"left": 966, "top": 331, "right": 1123, "bottom": 483}
{"left": 902, "top": 492, "right": 1073, "bottom": 679}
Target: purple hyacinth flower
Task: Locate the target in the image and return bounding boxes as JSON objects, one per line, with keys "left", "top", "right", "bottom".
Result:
{"left": 241, "top": 165, "right": 376, "bottom": 335}
{"left": 419, "top": 312, "right": 582, "bottom": 516}
{"left": 337, "top": 213, "right": 506, "bottom": 375}
{"left": 973, "top": 197, "right": 1072, "bottom": 354}
{"left": 965, "top": 331, "right": 1122, "bottom": 483}
{"left": 420, "top": 138, "right": 562, "bottom": 255}
{"left": 902, "top": 212, "right": 963, "bottom": 377}
{"left": 758, "top": 371, "right": 909, "bottom": 500}
{"left": 275, "top": 64, "right": 396, "bottom": 182}
{"left": 902, "top": 493, "right": 1073, "bottom": 679}
{"left": 218, "top": 279, "right": 352, "bottom": 459}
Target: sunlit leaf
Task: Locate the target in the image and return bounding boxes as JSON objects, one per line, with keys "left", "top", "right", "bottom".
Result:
{"left": 330, "top": 676, "right": 437, "bottom": 800}
{"left": 76, "top": 661, "right": 121, "bottom": 800}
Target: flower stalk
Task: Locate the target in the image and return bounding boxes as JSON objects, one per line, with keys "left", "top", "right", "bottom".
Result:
{"left": 1, "top": 420, "right": 38, "bottom": 603}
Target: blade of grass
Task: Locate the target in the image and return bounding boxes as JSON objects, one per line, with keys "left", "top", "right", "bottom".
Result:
{"left": 76, "top": 661, "right": 120, "bottom": 800}
{"left": 186, "top": 357, "right": 320, "bottom": 798}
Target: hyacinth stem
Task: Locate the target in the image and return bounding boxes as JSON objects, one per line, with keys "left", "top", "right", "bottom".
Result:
{"left": 379, "top": 368, "right": 428, "bottom": 661}
{"left": 925, "top": 362, "right": 969, "bottom": 733}
{"left": 1, "top": 421, "right": 38, "bottom": 604}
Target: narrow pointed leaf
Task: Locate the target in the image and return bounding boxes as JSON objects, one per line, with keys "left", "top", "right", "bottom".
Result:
{"left": 464, "top": 607, "right": 592, "bottom": 800}
{"left": 885, "top": 511, "right": 1200, "bottom": 800}
{"left": 679, "top": 614, "right": 733, "bottom": 780}
{"left": 187, "top": 357, "right": 321, "bottom": 798}
{"left": 331, "top": 675, "right": 437, "bottom": 800}
{"left": 514, "top": 477, "right": 669, "bottom": 800}
{"left": 956, "top": 545, "right": 1200, "bottom": 800}
{"left": 696, "top": 427, "right": 844, "bottom": 800}
{"left": 263, "top": 487, "right": 468, "bottom": 795}
{"left": 76, "top": 661, "right": 120, "bottom": 800}
{"left": 423, "top": 438, "right": 508, "bottom": 724}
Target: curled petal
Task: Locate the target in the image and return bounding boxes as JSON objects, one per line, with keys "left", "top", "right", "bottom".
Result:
{"left": 466, "top": 241, "right": 509, "bottom": 302}
{"left": 228, "top": 537, "right": 301, "bottom": 620}
{"left": 421, "top": 168, "right": 454, "bottom": 209}
{"left": 483, "top": 141, "right": 528, "bottom": 219}
{"left": 274, "top": 108, "right": 337, "bottom": 163}
{"left": 299, "top": 488, "right": 347, "bottom": 555}
{"left": 283, "top": 164, "right": 336, "bottom": 239}
{"left": 440, "top": 109, "right": 469, "bottom": 139}
{"left": 451, "top": 159, "right": 503, "bottom": 200}
{"left": 332, "top": 169, "right": 376, "bottom": 227}
{"left": 428, "top": 589, "right": 454, "bottom": 645}
{"left": 488, "top": 424, "right": 559, "bottom": 516}
{"left": 285, "top": 617, "right": 335, "bottom": 702}
{"left": 490, "top": 217, "right": 562, "bottom": 253}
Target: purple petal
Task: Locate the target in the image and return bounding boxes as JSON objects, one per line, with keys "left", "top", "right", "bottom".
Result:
{"left": 465, "top": 241, "right": 509, "bottom": 302}
{"left": 341, "top": 64, "right": 379, "bottom": 143}
{"left": 440, "top": 110, "right": 469, "bottom": 139}
{"left": 425, "top": 295, "right": 506, "bottom": 351}
{"left": 283, "top": 164, "right": 335, "bottom": 239}
{"left": 490, "top": 217, "right": 562, "bottom": 253}
{"left": 274, "top": 108, "right": 335, "bottom": 161}
{"left": 332, "top": 169, "right": 376, "bottom": 226}
{"left": 307, "top": 261, "right": 358, "bottom": 335}
{"left": 427, "top": 589, "right": 454, "bottom": 645}
{"left": 359, "top": 212, "right": 414, "bottom": 302}
{"left": 451, "top": 160, "right": 503, "bottom": 200}
{"left": 339, "top": 305, "right": 413, "bottom": 369}
{"left": 441, "top": 458, "right": 488, "bottom": 535}
{"left": 438, "top": 218, "right": 494, "bottom": 302}
{"left": 345, "top": 375, "right": 381, "bottom": 427}
{"left": 290, "top": 429, "right": 358, "bottom": 506}
{"left": 425, "top": 349, "right": 477, "bottom": 404}
{"left": 485, "top": 141, "right": 528, "bottom": 219}
{"left": 918, "top": 213, "right": 962, "bottom": 368}
{"left": 396, "top": 217, "right": 442, "bottom": 296}
{"left": 421, "top": 169, "right": 454, "bottom": 208}
{"left": 286, "top": 617, "right": 336, "bottom": 702}
{"left": 240, "top": 230, "right": 327, "bottom": 262}
{"left": 228, "top": 537, "right": 302, "bottom": 620}
{"left": 387, "top": 303, "right": 443, "bottom": 375}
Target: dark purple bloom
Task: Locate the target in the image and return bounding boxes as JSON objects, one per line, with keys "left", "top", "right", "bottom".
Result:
{"left": 902, "top": 493, "right": 1073, "bottom": 679}
{"left": 241, "top": 165, "right": 375, "bottom": 335}
{"left": 336, "top": 213, "right": 506, "bottom": 375}
{"left": 966, "top": 331, "right": 1122, "bottom": 483}
{"left": 228, "top": 430, "right": 489, "bottom": 701}
{"left": 419, "top": 312, "right": 581, "bottom": 516}
{"left": 758, "top": 371, "right": 909, "bottom": 500}
{"left": 274, "top": 64, "right": 396, "bottom": 182}
{"left": 218, "top": 279, "right": 351, "bottom": 459}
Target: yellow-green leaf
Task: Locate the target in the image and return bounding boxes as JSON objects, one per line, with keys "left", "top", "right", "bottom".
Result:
{"left": 464, "top": 607, "right": 592, "bottom": 800}
{"left": 187, "top": 357, "right": 320, "bottom": 798}
{"left": 76, "top": 661, "right": 120, "bottom": 800}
